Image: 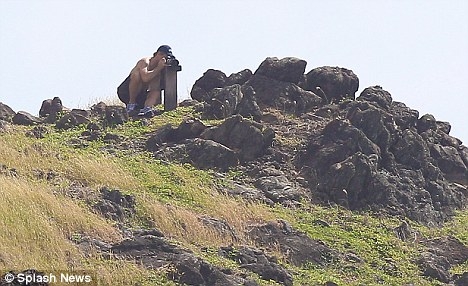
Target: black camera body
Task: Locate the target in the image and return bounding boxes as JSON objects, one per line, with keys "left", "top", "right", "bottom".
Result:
{"left": 166, "top": 55, "right": 179, "bottom": 67}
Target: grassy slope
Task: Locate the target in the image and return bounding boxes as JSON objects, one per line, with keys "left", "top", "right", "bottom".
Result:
{"left": 0, "top": 106, "right": 467, "bottom": 285}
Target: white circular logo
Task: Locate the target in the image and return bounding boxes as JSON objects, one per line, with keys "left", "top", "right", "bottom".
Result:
{"left": 4, "top": 273, "right": 15, "bottom": 283}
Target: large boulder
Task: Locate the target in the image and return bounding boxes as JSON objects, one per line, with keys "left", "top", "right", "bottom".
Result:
{"left": 254, "top": 57, "right": 307, "bottom": 84}
{"left": 299, "top": 106, "right": 468, "bottom": 226}
{"left": 200, "top": 115, "right": 274, "bottom": 162}
{"left": 347, "top": 100, "right": 396, "bottom": 153}
{"left": 111, "top": 230, "right": 255, "bottom": 285}
{"left": 55, "top": 109, "right": 91, "bottom": 129}
{"left": 429, "top": 144, "right": 468, "bottom": 185}
{"left": 357, "top": 86, "right": 393, "bottom": 110}
{"left": 93, "top": 187, "right": 136, "bottom": 222}
{"left": 182, "top": 138, "right": 240, "bottom": 171}
{"left": 219, "top": 245, "right": 293, "bottom": 286}
{"left": 154, "top": 138, "right": 239, "bottom": 171}
{"left": 392, "top": 129, "right": 431, "bottom": 170}
{"left": 104, "top": 106, "right": 128, "bottom": 126}
{"left": 190, "top": 69, "right": 227, "bottom": 102}
{"left": 39, "top": 97, "right": 63, "bottom": 117}
{"left": 225, "top": 69, "right": 253, "bottom": 86}
{"left": 244, "top": 74, "right": 322, "bottom": 114}
{"left": 0, "top": 102, "right": 16, "bottom": 122}
{"left": 146, "top": 119, "right": 208, "bottom": 151}
{"left": 417, "top": 236, "right": 468, "bottom": 283}
{"left": 304, "top": 66, "right": 359, "bottom": 103}
{"left": 389, "top": 101, "right": 419, "bottom": 130}
{"left": 202, "top": 84, "right": 262, "bottom": 120}
{"left": 248, "top": 221, "right": 338, "bottom": 267}
{"left": 304, "top": 119, "right": 381, "bottom": 173}
{"left": 203, "top": 84, "right": 244, "bottom": 119}
{"left": 12, "top": 111, "right": 42, "bottom": 126}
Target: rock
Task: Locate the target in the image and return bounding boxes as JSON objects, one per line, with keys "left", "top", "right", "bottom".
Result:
{"left": 145, "top": 124, "right": 176, "bottom": 151}
{"left": 26, "top": 126, "right": 50, "bottom": 139}
{"left": 393, "top": 221, "right": 416, "bottom": 242}
{"left": 389, "top": 101, "right": 419, "bottom": 130}
{"left": 455, "top": 272, "right": 468, "bottom": 286}
{"left": 237, "top": 85, "right": 262, "bottom": 121}
{"left": 111, "top": 231, "right": 253, "bottom": 286}
{"left": 248, "top": 221, "right": 338, "bottom": 267}
{"left": 179, "top": 99, "right": 202, "bottom": 107}
{"left": 93, "top": 187, "right": 135, "bottom": 221}
{"left": 204, "top": 84, "right": 244, "bottom": 119}
{"left": 12, "top": 111, "right": 42, "bottom": 126}
{"left": 0, "top": 164, "right": 18, "bottom": 177}
{"left": 146, "top": 119, "right": 208, "bottom": 152}
{"left": 186, "top": 139, "right": 239, "bottom": 170}
{"left": 244, "top": 74, "right": 322, "bottom": 114}
{"left": 424, "top": 236, "right": 468, "bottom": 265}
{"left": 174, "top": 118, "right": 208, "bottom": 141}
{"left": 55, "top": 109, "right": 90, "bottom": 129}
{"left": 357, "top": 86, "right": 393, "bottom": 110}
{"left": 39, "top": 97, "right": 63, "bottom": 117}
{"left": 222, "top": 182, "right": 274, "bottom": 205}
{"left": 201, "top": 84, "right": 262, "bottom": 121}
{"left": 320, "top": 152, "right": 377, "bottom": 206}
{"left": 417, "top": 251, "right": 452, "bottom": 283}
{"left": 154, "top": 138, "right": 239, "bottom": 171}
{"left": 104, "top": 106, "right": 128, "bottom": 126}
{"left": 417, "top": 114, "right": 437, "bottom": 134}
{"left": 90, "top": 101, "right": 107, "bottom": 116}
{"left": 200, "top": 115, "right": 274, "bottom": 162}
{"left": 226, "top": 69, "right": 253, "bottom": 86}
{"left": 429, "top": 144, "right": 468, "bottom": 185}
{"left": 299, "top": 109, "right": 467, "bottom": 226}
{"left": 304, "top": 120, "right": 381, "bottom": 173}
{"left": 199, "top": 216, "right": 238, "bottom": 241}
{"left": 254, "top": 57, "right": 307, "bottom": 84}
{"left": 304, "top": 66, "right": 359, "bottom": 103}
{"left": 254, "top": 175, "right": 305, "bottom": 205}
{"left": 436, "top": 121, "right": 451, "bottom": 135}
{"left": 392, "top": 129, "right": 430, "bottom": 170}
{"left": 347, "top": 100, "right": 395, "bottom": 152}
{"left": 0, "top": 120, "right": 11, "bottom": 132}
{"left": 190, "top": 69, "right": 227, "bottom": 102}
{"left": 0, "top": 102, "right": 16, "bottom": 122}
{"left": 219, "top": 245, "right": 293, "bottom": 286}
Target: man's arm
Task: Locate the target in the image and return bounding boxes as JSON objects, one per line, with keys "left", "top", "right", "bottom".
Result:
{"left": 140, "top": 58, "right": 166, "bottom": 83}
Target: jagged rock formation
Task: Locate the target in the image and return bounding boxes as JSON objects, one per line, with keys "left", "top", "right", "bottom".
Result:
{"left": 189, "top": 58, "right": 467, "bottom": 229}
{"left": 1, "top": 55, "right": 468, "bottom": 285}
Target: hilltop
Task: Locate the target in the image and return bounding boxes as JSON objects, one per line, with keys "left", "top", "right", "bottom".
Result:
{"left": 0, "top": 57, "right": 467, "bottom": 285}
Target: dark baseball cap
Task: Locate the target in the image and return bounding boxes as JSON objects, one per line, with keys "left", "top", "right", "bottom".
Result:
{"left": 156, "top": 45, "right": 173, "bottom": 56}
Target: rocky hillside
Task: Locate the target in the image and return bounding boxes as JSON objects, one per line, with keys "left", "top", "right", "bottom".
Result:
{"left": 1, "top": 57, "right": 467, "bottom": 285}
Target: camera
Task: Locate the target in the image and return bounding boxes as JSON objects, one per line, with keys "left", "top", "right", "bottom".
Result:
{"left": 166, "top": 55, "right": 179, "bottom": 67}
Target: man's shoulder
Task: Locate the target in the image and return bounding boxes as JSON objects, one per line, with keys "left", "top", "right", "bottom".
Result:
{"left": 136, "top": 57, "right": 151, "bottom": 66}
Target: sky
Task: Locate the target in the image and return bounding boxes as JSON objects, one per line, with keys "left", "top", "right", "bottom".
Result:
{"left": 1, "top": 0, "right": 467, "bottom": 144}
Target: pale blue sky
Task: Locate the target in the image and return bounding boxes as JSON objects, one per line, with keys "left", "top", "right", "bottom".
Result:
{"left": 1, "top": 0, "right": 467, "bottom": 144}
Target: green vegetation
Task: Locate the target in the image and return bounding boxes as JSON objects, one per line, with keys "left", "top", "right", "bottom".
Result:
{"left": 1, "top": 105, "right": 467, "bottom": 285}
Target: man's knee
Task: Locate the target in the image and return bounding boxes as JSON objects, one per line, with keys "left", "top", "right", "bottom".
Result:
{"left": 129, "top": 71, "right": 141, "bottom": 83}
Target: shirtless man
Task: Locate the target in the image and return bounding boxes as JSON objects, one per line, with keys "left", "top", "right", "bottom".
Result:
{"left": 126, "top": 45, "right": 172, "bottom": 116}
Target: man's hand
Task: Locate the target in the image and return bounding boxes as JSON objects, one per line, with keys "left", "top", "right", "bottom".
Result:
{"left": 158, "top": 57, "right": 168, "bottom": 68}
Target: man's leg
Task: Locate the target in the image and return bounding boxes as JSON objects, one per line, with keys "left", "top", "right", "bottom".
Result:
{"left": 126, "top": 72, "right": 145, "bottom": 114}
{"left": 144, "top": 89, "right": 161, "bottom": 107}
{"left": 137, "top": 89, "right": 161, "bottom": 117}
{"left": 128, "top": 72, "right": 143, "bottom": 105}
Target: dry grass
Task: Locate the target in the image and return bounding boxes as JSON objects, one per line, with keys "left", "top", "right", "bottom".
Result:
{"left": 139, "top": 192, "right": 275, "bottom": 247}
{"left": 0, "top": 132, "right": 139, "bottom": 190}
{"left": 0, "top": 176, "right": 120, "bottom": 270}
